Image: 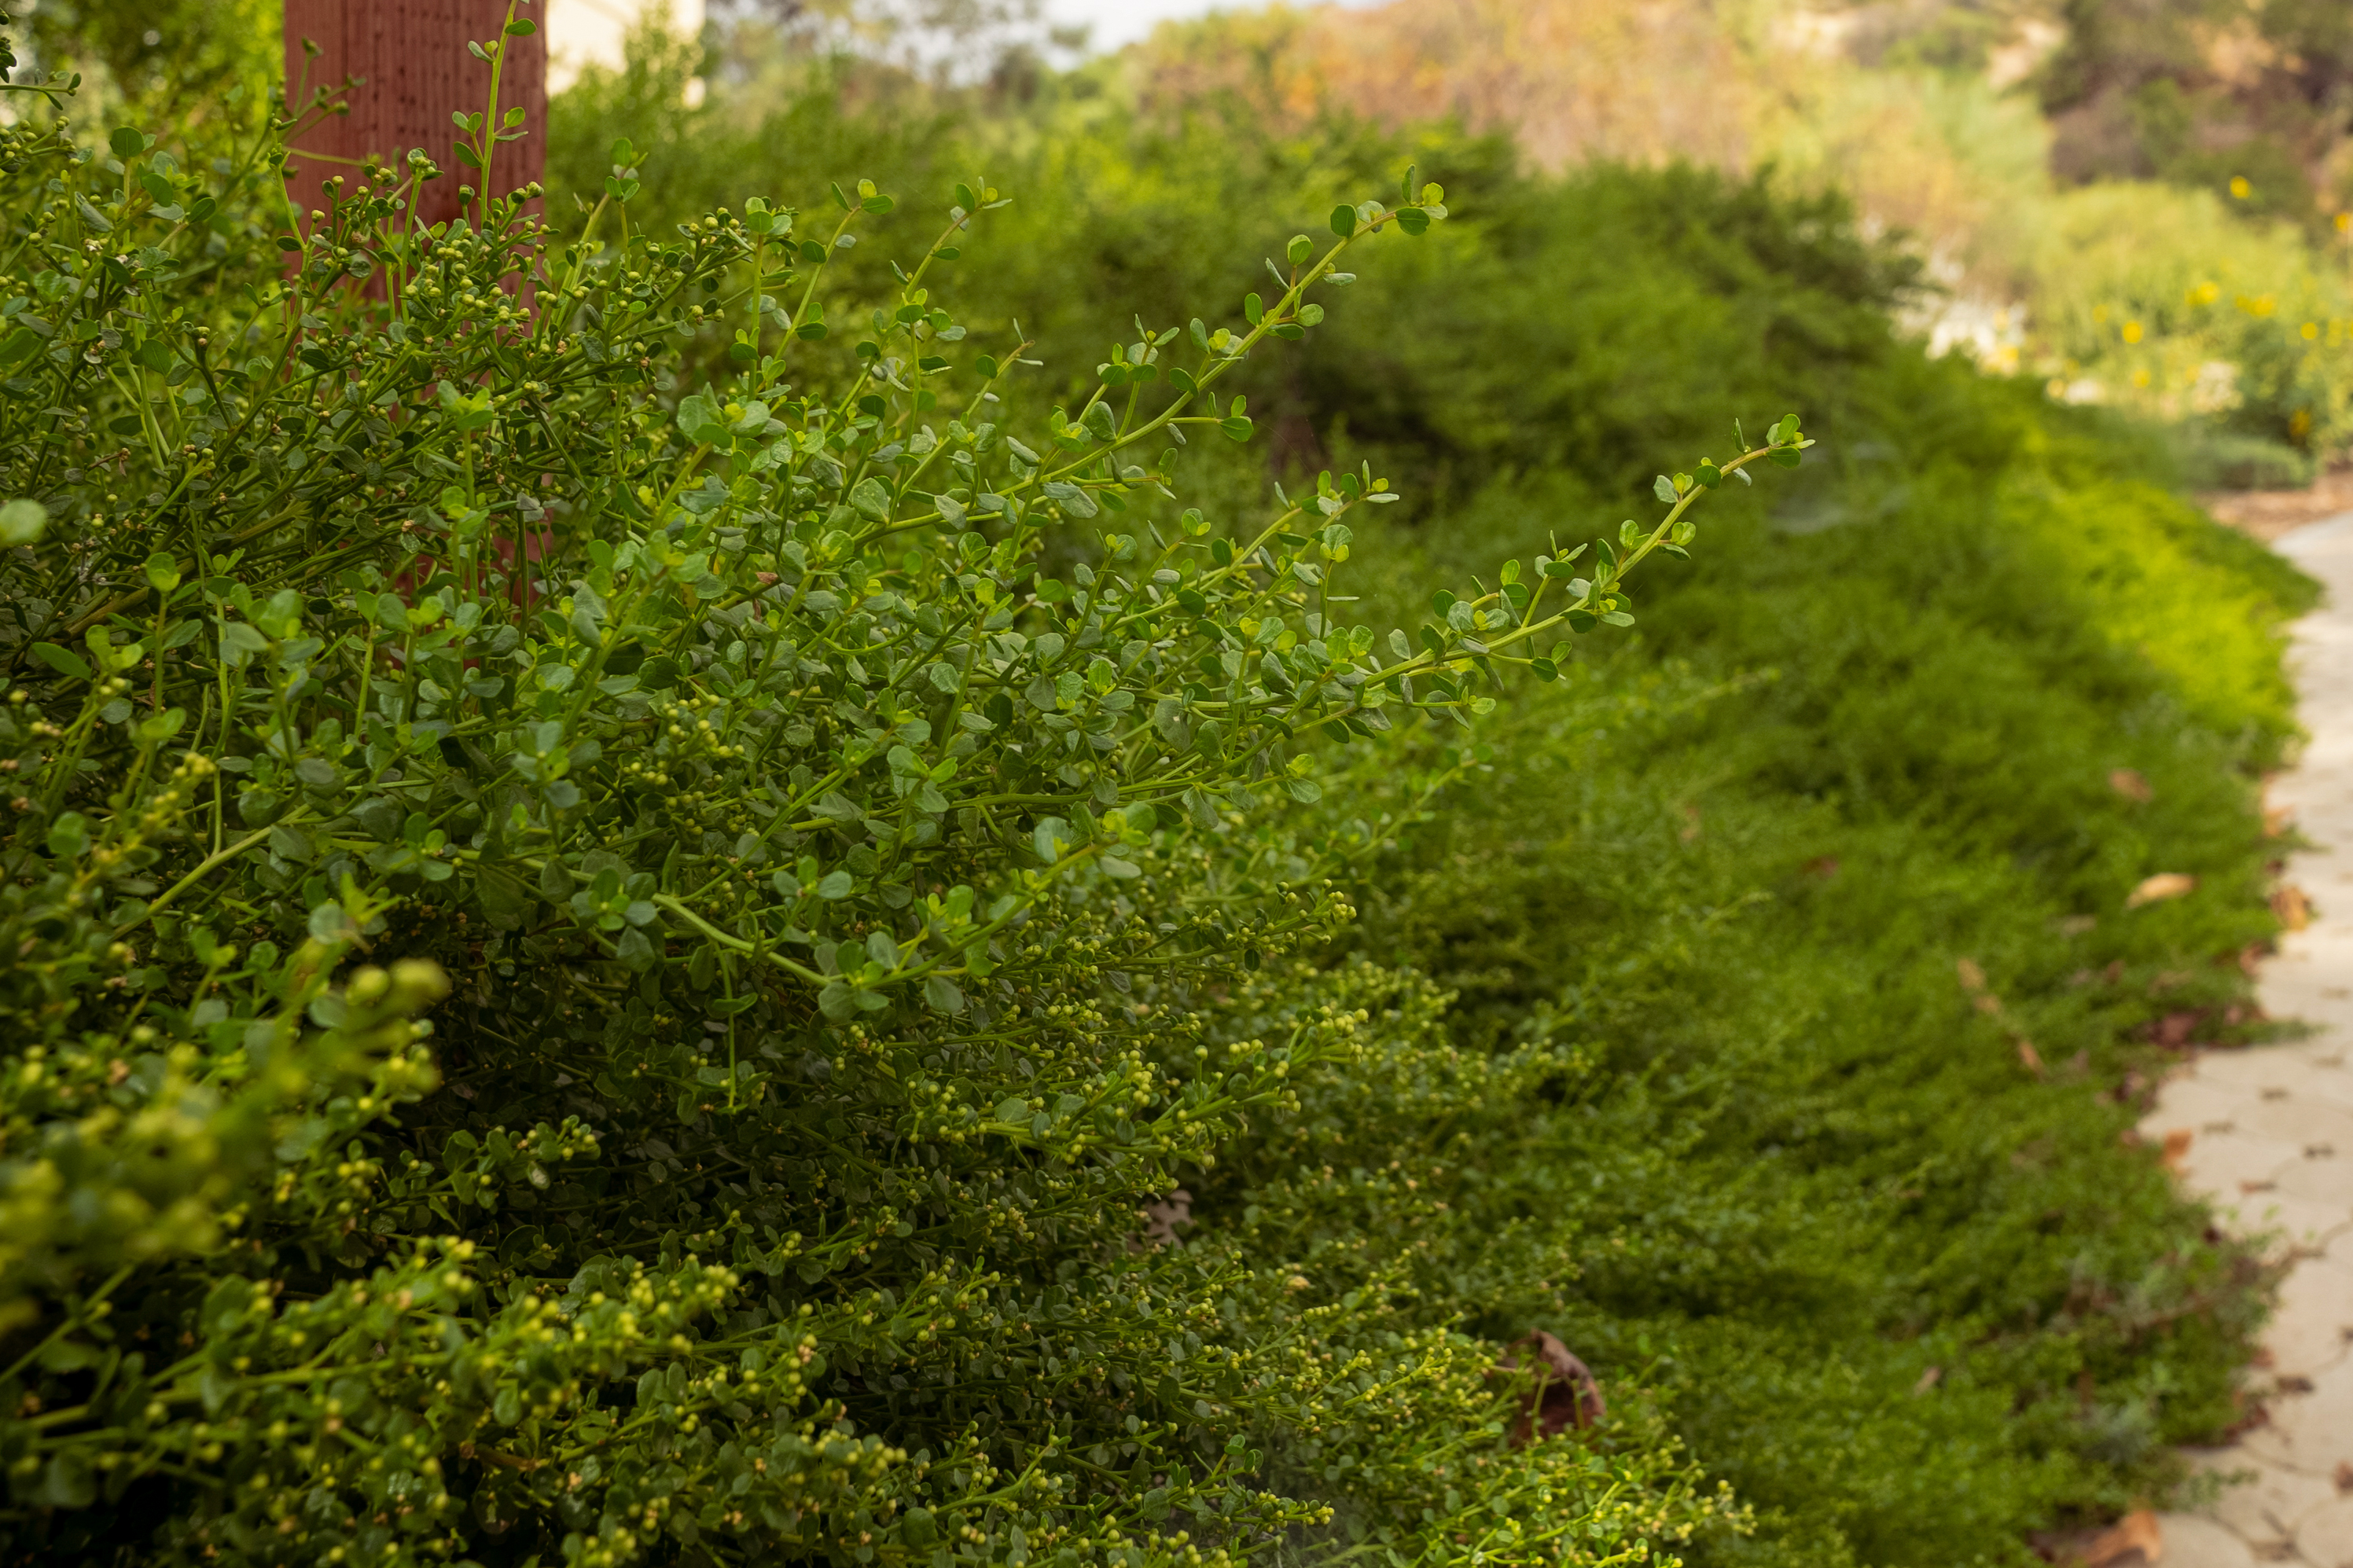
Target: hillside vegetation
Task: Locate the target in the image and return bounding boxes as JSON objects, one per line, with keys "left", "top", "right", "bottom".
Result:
{"left": 1098, "top": 0, "right": 2353, "bottom": 472}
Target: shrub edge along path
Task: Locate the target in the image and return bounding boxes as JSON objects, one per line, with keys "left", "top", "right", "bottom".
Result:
{"left": 2150, "top": 508, "right": 2353, "bottom": 1566}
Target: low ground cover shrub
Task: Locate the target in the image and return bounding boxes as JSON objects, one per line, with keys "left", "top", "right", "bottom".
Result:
{"left": 0, "top": 10, "right": 2314, "bottom": 1566}
{"left": 0, "top": 14, "right": 1818, "bottom": 1567}
{"left": 548, "top": 24, "right": 2321, "bottom": 1566}
{"left": 1306, "top": 174, "right": 2314, "bottom": 1565}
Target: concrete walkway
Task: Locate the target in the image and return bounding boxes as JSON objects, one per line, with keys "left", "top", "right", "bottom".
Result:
{"left": 2145, "top": 512, "right": 2353, "bottom": 1567}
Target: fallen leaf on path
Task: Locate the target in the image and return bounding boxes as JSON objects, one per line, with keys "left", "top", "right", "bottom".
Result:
{"left": 2108, "top": 768, "right": 2153, "bottom": 802}
{"left": 2273, "top": 883, "right": 2311, "bottom": 931}
{"left": 2079, "top": 1509, "right": 2160, "bottom": 1566}
{"left": 2334, "top": 1458, "right": 2353, "bottom": 1493}
{"left": 2160, "top": 1129, "right": 2192, "bottom": 1171}
{"left": 2127, "top": 873, "right": 2196, "bottom": 909}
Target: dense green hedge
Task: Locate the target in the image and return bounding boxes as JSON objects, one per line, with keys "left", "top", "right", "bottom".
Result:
{"left": 1303, "top": 172, "right": 2314, "bottom": 1564}
{"left": 0, "top": 13, "right": 1820, "bottom": 1568}
{"left": 0, "top": 12, "right": 2316, "bottom": 1568}
{"left": 646, "top": 82, "right": 2312, "bottom": 1560}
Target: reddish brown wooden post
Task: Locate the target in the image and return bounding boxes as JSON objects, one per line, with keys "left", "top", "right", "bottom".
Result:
{"left": 281, "top": 1, "right": 546, "bottom": 235}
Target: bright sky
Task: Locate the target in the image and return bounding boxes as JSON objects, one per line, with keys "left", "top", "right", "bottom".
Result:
{"left": 1045, "top": 0, "right": 1380, "bottom": 54}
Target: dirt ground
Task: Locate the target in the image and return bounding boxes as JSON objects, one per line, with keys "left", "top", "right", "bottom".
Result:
{"left": 2200, "top": 468, "right": 2353, "bottom": 541}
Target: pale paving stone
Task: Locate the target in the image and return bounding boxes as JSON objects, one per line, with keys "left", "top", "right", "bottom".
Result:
{"left": 2267, "top": 974, "right": 2353, "bottom": 1037}
{"left": 2241, "top": 1096, "right": 2353, "bottom": 1152}
{"left": 2167, "top": 517, "right": 2353, "bottom": 1561}
{"left": 2193, "top": 1047, "right": 2344, "bottom": 1097}
{"left": 2270, "top": 931, "right": 2353, "bottom": 981}
{"left": 2295, "top": 1493, "right": 2353, "bottom": 1567}
{"left": 2298, "top": 1059, "right": 2353, "bottom": 1115}
{"left": 2151, "top": 1511, "right": 2260, "bottom": 1567}
{"left": 2145, "top": 1078, "right": 2259, "bottom": 1139}
{"left": 2186, "top": 1449, "right": 2337, "bottom": 1551}
{"left": 2241, "top": 1344, "right": 2353, "bottom": 1475}
{"left": 2211, "top": 1190, "right": 2351, "bottom": 1265}
{"left": 2263, "top": 1256, "right": 2353, "bottom": 1380}
{"left": 2276, "top": 1150, "right": 2353, "bottom": 1210}
{"left": 2176, "top": 1129, "right": 2306, "bottom": 1204}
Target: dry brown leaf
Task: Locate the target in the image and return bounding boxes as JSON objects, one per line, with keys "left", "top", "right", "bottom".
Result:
{"left": 2079, "top": 1507, "right": 2161, "bottom": 1566}
{"left": 1910, "top": 1365, "right": 1941, "bottom": 1395}
{"left": 2108, "top": 768, "right": 2153, "bottom": 802}
{"left": 2017, "top": 1039, "right": 2044, "bottom": 1075}
{"left": 1499, "top": 1331, "right": 1605, "bottom": 1444}
{"left": 2160, "top": 1129, "right": 2193, "bottom": 1172}
{"left": 2273, "top": 883, "right": 2311, "bottom": 931}
{"left": 2126, "top": 873, "right": 2196, "bottom": 909}
{"left": 2266, "top": 804, "right": 2294, "bottom": 837}
{"left": 2334, "top": 1458, "right": 2353, "bottom": 1493}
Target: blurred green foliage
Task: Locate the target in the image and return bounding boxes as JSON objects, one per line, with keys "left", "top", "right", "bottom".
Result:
{"left": 541, "top": 33, "right": 2318, "bottom": 1562}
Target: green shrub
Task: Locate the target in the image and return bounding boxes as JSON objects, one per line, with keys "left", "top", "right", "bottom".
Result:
{"left": 2176, "top": 428, "right": 2317, "bottom": 491}
{"left": 1340, "top": 458, "right": 2298, "bottom": 1562}
{"left": 2, "top": 6, "right": 2313, "bottom": 1561}
{"left": 541, "top": 28, "right": 2316, "bottom": 1565}
{"left": 542, "top": 52, "right": 2316, "bottom": 1553}
{"left": 0, "top": 15, "right": 1818, "bottom": 1566}
{"left": 1301, "top": 172, "right": 2311, "bottom": 1563}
